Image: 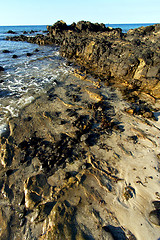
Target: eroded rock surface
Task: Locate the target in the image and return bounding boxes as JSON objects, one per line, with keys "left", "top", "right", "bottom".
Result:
{"left": 0, "top": 69, "right": 160, "bottom": 239}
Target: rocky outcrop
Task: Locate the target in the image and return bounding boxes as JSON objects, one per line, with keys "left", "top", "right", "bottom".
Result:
{"left": 6, "top": 21, "right": 160, "bottom": 100}
{"left": 7, "top": 30, "right": 17, "bottom": 34}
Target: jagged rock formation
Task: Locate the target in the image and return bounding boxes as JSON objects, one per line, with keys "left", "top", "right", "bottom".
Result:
{"left": 7, "top": 20, "right": 160, "bottom": 99}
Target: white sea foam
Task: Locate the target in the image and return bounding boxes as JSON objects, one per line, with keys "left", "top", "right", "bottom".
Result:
{"left": 0, "top": 38, "right": 72, "bottom": 128}
{"left": 0, "top": 123, "right": 8, "bottom": 136}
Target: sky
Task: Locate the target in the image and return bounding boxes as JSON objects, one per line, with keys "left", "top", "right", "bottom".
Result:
{"left": 0, "top": 0, "right": 159, "bottom": 26}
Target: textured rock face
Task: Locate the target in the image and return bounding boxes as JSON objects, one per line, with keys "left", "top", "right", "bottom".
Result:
{"left": 6, "top": 21, "right": 160, "bottom": 99}
{"left": 0, "top": 68, "right": 160, "bottom": 239}
{"left": 24, "top": 174, "right": 52, "bottom": 209}
{"left": 0, "top": 208, "right": 10, "bottom": 240}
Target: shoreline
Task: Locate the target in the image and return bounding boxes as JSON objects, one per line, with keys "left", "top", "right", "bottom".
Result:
{"left": 6, "top": 21, "right": 160, "bottom": 100}
{"left": 0, "top": 21, "right": 160, "bottom": 239}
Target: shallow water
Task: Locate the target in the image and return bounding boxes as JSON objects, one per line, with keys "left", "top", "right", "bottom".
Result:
{"left": 0, "top": 37, "right": 74, "bottom": 134}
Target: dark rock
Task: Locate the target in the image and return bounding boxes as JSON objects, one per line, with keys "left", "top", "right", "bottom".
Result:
{"left": 7, "top": 30, "right": 17, "bottom": 34}
{"left": 2, "top": 50, "right": 10, "bottom": 53}
{"left": 26, "top": 53, "right": 32, "bottom": 57}
{"left": 50, "top": 20, "right": 68, "bottom": 32}
{"left": 12, "top": 54, "right": 18, "bottom": 59}
{"left": 102, "top": 225, "right": 127, "bottom": 240}
{"left": 24, "top": 116, "right": 32, "bottom": 121}
{"left": 6, "top": 169, "right": 15, "bottom": 176}
{"left": 30, "top": 30, "right": 35, "bottom": 34}
{"left": 18, "top": 140, "right": 29, "bottom": 150}
{"left": 0, "top": 66, "right": 4, "bottom": 71}
{"left": 85, "top": 132, "right": 100, "bottom": 146}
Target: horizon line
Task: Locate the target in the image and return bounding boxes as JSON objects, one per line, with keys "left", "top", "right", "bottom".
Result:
{"left": 0, "top": 22, "right": 159, "bottom": 27}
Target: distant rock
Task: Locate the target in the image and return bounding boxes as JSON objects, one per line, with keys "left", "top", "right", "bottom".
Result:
{"left": 7, "top": 30, "right": 17, "bottom": 34}
{"left": 2, "top": 50, "right": 10, "bottom": 53}
{"left": 12, "top": 54, "right": 18, "bottom": 59}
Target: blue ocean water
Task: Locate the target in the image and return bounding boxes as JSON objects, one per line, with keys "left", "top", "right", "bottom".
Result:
{"left": 105, "top": 23, "right": 157, "bottom": 33}
{"left": 0, "top": 23, "right": 157, "bottom": 134}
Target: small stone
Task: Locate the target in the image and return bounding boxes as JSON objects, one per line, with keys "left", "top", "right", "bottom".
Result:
{"left": 7, "top": 30, "right": 17, "bottom": 34}
{"left": 123, "top": 186, "right": 136, "bottom": 200}
{"left": 149, "top": 210, "right": 160, "bottom": 226}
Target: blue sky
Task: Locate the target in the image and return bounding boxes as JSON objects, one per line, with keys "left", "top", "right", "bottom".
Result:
{"left": 1, "top": 0, "right": 159, "bottom": 25}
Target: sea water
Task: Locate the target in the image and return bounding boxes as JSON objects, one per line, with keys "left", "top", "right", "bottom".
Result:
{"left": 105, "top": 23, "right": 157, "bottom": 33}
{"left": 0, "top": 23, "right": 157, "bottom": 135}
{"left": 0, "top": 25, "right": 75, "bottom": 133}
